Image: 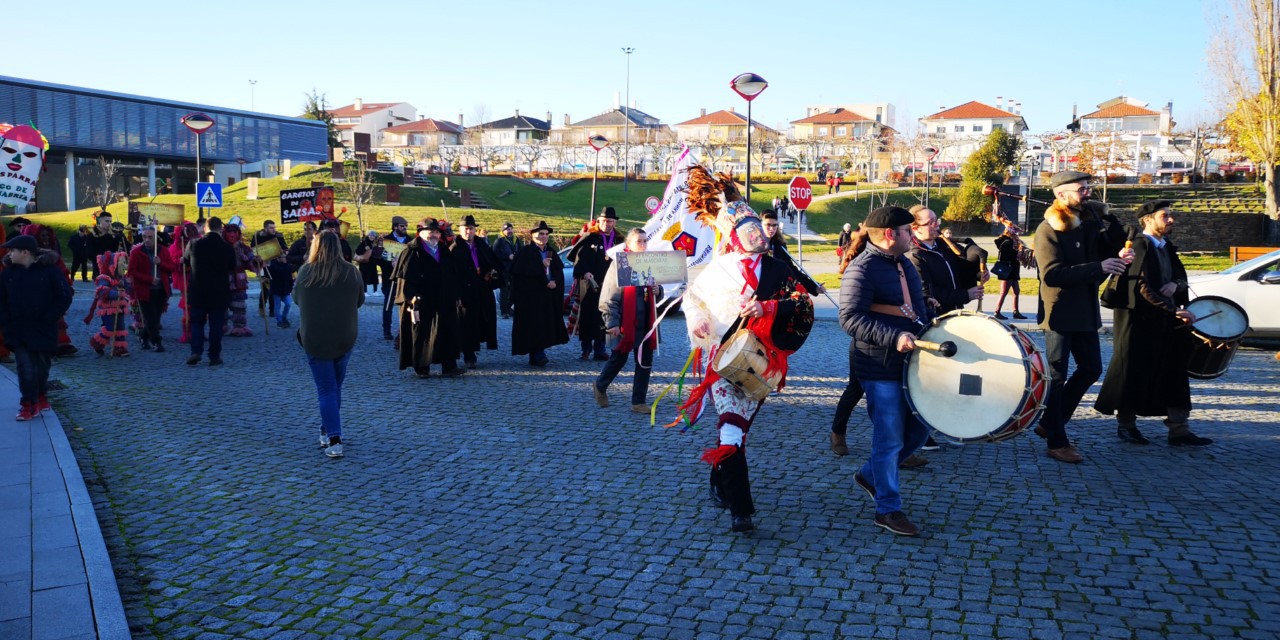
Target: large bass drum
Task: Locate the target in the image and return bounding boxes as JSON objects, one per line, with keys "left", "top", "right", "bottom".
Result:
{"left": 904, "top": 311, "right": 1048, "bottom": 443}
{"left": 1184, "top": 296, "right": 1250, "bottom": 380}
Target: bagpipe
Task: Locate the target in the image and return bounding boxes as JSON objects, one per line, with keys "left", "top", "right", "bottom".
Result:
{"left": 981, "top": 185, "right": 1036, "bottom": 269}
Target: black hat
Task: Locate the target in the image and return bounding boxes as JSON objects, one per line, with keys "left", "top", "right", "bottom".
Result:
{"left": 760, "top": 209, "right": 779, "bottom": 221}
{"left": 1050, "top": 170, "right": 1092, "bottom": 189}
{"left": 8, "top": 216, "right": 31, "bottom": 228}
{"left": 864, "top": 206, "right": 914, "bottom": 229}
{"left": 1136, "top": 199, "right": 1173, "bottom": 220}
{"left": 462, "top": 215, "right": 478, "bottom": 228}
{"left": 502, "top": 221, "right": 514, "bottom": 230}
{"left": 417, "top": 218, "right": 440, "bottom": 232}
{"left": 391, "top": 215, "right": 408, "bottom": 227}
{"left": 599, "top": 206, "right": 618, "bottom": 220}
{"left": 0, "top": 235, "right": 37, "bottom": 253}
{"left": 530, "top": 220, "right": 553, "bottom": 234}
{"left": 320, "top": 218, "right": 341, "bottom": 230}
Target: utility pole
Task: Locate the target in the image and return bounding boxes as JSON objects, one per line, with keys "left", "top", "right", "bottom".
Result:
{"left": 622, "top": 47, "right": 634, "bottom": 192}
{"left": 249, "top": 79, "right": 257, "bottom": 111}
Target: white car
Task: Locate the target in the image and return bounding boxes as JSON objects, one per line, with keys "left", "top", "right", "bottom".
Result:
{"left": 1186, "top": 248, "right": 1280, "bottom": 340}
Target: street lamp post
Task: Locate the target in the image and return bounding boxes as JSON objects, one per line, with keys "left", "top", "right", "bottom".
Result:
{"left": 181, "top": 113, "right": 216, "bottom": 218}
{"left": 588, "top": 135, "right": 609, "bottom": 221}
{"left": 249, "top": 79, "right": 257, "bottom": 111}
{"left": 622, "top": 47, "right": 634, "bottom": 192}
{"left": 730, "top": 72, "right": 768, "bottom": 203}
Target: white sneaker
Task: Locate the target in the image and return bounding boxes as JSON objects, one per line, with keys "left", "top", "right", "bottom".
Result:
{"left": 318, "top": 429, "right": 329, "bottom": 449}
{"left": 324, "top": 442, "right": 344, "bottom": 458}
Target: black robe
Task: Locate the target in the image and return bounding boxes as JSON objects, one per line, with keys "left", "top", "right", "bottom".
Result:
{"left": 510, "top": 242, "right": 568, "bottom": 355}
{"left": 567, "top": 229, "right": 617, "bottom": 344}
{"left": 1094, "top": 236, "right": 1192, "bottom": 416}
{"left": 450, "top": 236, "right": 502, "bottom": 353}
{"left": 392, "top": 240, "right": 462, "bottom": 372}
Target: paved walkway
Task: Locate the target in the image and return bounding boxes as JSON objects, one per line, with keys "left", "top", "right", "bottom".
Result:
{"left": 33, "top": 280, "right": 1280, "bottom": 638}
{"left": 0, "top": 366, "right": 130, "bottom": 639}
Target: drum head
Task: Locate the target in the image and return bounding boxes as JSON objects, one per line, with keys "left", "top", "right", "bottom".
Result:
{"left": 905, "top": 313, "right": 1033, "bottom": 440}
{"left": 1185, "top": 296, "right": 1249, "bottom": 340}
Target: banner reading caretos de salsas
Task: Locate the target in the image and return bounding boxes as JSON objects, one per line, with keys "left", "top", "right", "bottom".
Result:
{"left": 279, "top": 187, "right": 334, "bottom": 224}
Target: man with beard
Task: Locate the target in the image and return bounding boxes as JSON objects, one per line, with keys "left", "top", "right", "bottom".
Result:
{"left": 510, "top": 221, "right": 568, "bottom": 367}
{"left": 491, "top": 222, "right": 522, "bottom": 319}
{"left": 381, "top": 216, "right": 413, "bottom": 340}
{"left": 90, "top": 212, "right": 123, "bottom": 277}
{"left": 1033, "top": 171, "right": 1128, "bottom": 464}
{"left": 568, "top": 207, "right": 620, "bottom": 361}
{"left": 450, "top": 215, "right": 502, "bottom": 368}
{"left": 287, "top": 221, "right": 318, "bottom": 269}
{"left": 128, "top": 225, "right": 177, "bottom": 351}
{"left": 761, "top": 210, "right": 821, "bottom": 295}
{"left": 392, "top": 218, "right": 465, "bottom": 378}
{"left": 1094, "top": 201, "right": 1212, "bottom": 447}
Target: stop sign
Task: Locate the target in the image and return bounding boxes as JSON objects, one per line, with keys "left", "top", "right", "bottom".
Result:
{"left": 788, "top": 176, "right": 813, "bottom": 210}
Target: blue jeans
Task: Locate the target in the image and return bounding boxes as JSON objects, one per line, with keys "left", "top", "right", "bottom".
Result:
{"left": 308, "top": 350, "right": 351, "bottom": 440}
{"left": 13, "top": 347, "right": 53, "bottom": 404}
{"left": 273, "top": 294, "right": 293, "bottom": 324}
{"left": 189, "top": 305, "right": 227, "bottom": 358}
{"left": 859, "top": 379, "right": 929, "bottom": 515}
{"left": 1041, "top": 330, "right": 1102, "bottom": 449}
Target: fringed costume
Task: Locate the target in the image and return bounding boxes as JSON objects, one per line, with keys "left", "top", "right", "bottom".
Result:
{"left": 222, "top": 225, "right": 258, "bottom": 337}
{"left": 87, "top": 252, "right": 130, "bottom": 357}
{"left": 169, "top": 223, "right": 198, "bottom": 343}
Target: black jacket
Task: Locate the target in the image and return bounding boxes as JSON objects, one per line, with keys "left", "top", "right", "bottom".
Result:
{"left": 839, "top": 244, "right": 931, "bottom": 380}
{"left": 1033, "top": 201, "right": 1126, "bottom": 332}
{"left": 68, "top": 233, "right": 91, "bottom": 259}
{"left": 0, "top": 251, "right": 74, "bottom": 351}
{"left": 907, "top": 238, "right": 968, "bottom": 314}
{"left": 769, "top": 237, "right": 820, "bottom": 294}
{"left": 187, "top": 232, "right": 237, "bottom": 310}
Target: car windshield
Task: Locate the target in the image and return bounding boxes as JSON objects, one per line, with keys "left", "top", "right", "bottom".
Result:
{"left": 1220, "top": 249, "right": 1280, "bottom": 275}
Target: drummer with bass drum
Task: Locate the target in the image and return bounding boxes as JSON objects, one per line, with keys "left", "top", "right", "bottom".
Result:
{"left": 1094, "top": 200, "right": 1212, "bottom": 446}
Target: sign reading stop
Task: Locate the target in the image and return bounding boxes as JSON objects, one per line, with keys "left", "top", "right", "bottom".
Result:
{"left": 788, "top": 176, "right": 813, "bottom": 210}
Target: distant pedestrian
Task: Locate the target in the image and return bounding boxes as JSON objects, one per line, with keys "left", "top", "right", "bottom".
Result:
{"left": 86, "top": 251, "right": 130, "bottom": 357}
{"left": 0, "top": 235, "right": 73, "bottom": 421}
{"left": 68, "top": 225, "right": 91, "bottom": 282}
{"left": 834, "top": 174, "right": 843, "bottom": 194}
{"left": 128, "top": 226, "right": 177, "bottom": 352}
{"left": 267, "top": 255, "right": 295, "bottom": 328}
{"left": 491, "top": 222, "right": 522, "bottom": 319}
{"left": 294, "top": 231, "right": 364, "bottom": 459}
{"left": 185, "top": 217, "right": 237, "bottom": 366}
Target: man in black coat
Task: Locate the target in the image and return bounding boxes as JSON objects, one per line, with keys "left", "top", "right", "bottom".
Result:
{"left": 450, "top": 215, "right": 502, "bottom": 367}
{"left": 68, "top": 225, "right": 92, "bottom": 282}
{"left": 907, "top": 205, "right": 981, "bottom": 315}
{"left": 567, "top": 206, "right": 620, "bottom": 361}
{"left": 392, "top": 218, "right": 465, "bottom": 378}
{"left": 1032, "top": 171, "right": 1128, "bottom": 464}
{"left": 761, "top": 210, "right": 822, "bottom": 294}
{"left": 287, "top": 221, "right": 318, "bottom": 269}
{"left": 0, "top": 235, "right": 74, "bottom": 420}
{"left": 90, "top": 212, "right": 123, "bottom": 278}
{"left": 1094, "top": 201, "right": 1211, "bottom": 447}
{"left": 185, "top": 217, "right": 238, "bottom": 366}
{"left": 510, "top": 221, "right": 568, "bottom": 366}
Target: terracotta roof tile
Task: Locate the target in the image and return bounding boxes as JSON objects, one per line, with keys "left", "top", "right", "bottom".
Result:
{"left": 381, "top": 118, "right": 463, "bottom": 134}
{"left": 331, "top": 102, "right": 402, "bottom": 117}
{"left": 922, "top": 101, "right": 1020, "bottom": 120}
{"left": 791, "top": 108, "right": 873, "bottom": 124}
{"left": 1081, "top": 103, "right": 1160, "bottom": 119}
{"left": 677, "top": 109, "right": 748, "bottom": 126}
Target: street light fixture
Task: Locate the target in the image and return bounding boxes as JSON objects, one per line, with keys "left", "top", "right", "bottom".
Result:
{"left": 588, "top": 134, "right": 609, "bottom": 220}
{"left": 730, "top": 72, "right": 768, "bottom": 201}
{"left": 249, "top": 79, "right": 257, "bottom": 111}
{"left": 923, "top": 146, "right": 939, "bottom": 208}
{"left": 622, "top": 47, "right": 634, "bottom": 193}
{"left": 181, "top": 112, "right": 216, "bottom": 217}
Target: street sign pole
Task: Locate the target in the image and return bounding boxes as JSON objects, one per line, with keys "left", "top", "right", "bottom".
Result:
{"left": 787, "top": 175, "right": 813, "bottom": 274}
{"left": 181, "top": 113, "right": 216, "bottom": 220}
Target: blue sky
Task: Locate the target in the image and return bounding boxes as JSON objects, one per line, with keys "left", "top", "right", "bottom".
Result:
{"left": 16, "top": 0, "right": 1218, "bottom": 135}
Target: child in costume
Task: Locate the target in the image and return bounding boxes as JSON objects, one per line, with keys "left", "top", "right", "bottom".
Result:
{"left": 85, "top": 251, "right": 131, "bottom": 357}
{"left": 169, "top": 222, "right": 199, "bottom": 343}
{"left": 222, "top": 223, "right": 259, "bottom": 337}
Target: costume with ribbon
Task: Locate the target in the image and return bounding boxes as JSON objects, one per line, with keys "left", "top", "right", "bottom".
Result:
{"left": 222, "top": 225, "right": 259, "bottom": 337}
{"left": 86, "top": 252, "right": 130, "bottom": 356}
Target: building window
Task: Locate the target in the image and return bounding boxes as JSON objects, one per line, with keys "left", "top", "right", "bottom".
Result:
{"left": 993, "top": 124, "right": 1004, "bottom": 131}
{"left": 836, "top": 127, "right": 847, "bottom": 136}
{"left": 818, "top": 127, "right": 828, "bottom": 136}
{"left": 954, "top": 125, "right": 965, "bottom": 133}
{"left": 936, "top": 126, "right": 945, "bottom": 133}
{"left": 972, "top": 125, "right": 983, "bottom": 132}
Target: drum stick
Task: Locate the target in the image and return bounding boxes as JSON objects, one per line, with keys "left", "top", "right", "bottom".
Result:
{"left": 914, "top": 339, "right": 958, "bottom": 357}
{"left": 1178, "top": 309, "right": 1223, "bottom": 330}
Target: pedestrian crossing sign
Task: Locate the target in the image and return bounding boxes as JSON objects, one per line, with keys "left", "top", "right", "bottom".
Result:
{"left": 196, "top": 182, "right": 223, "bottom": 208}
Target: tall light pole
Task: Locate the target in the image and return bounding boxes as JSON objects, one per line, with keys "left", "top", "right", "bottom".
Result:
{"left": 730, "top": 73, "right": 768, "bottom": 202}
{"left": 181, "top": 113, "right": 216, "bottom": 218}
{"left": 249, "top": 79, "right": 257, "bottom": 111}
{"left": 622, "top": 47, "right": 634, "bottom": 192}
{"left": 588, "top": 135, "right": 609, "bottom": 221}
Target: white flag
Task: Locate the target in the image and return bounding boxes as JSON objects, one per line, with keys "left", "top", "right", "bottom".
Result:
{"left": 634, "top": 147, "right": 719, "bottom": 268}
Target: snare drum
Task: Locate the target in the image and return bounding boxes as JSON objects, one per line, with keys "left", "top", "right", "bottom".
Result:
{"left": 713, "top": 329, "right": 780, "bottom": 402}
{"left": 1184, "top": 296, "right": 1250, "bottom": 380}
{"left": 904, "top": 311, "right": 1048, "bottom": 443}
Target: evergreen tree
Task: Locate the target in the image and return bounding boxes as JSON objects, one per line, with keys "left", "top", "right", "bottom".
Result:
{"left": 301, "top": 89, "right": 341, "bottom": 149}
{"left": 944, "top": 128, "right": 1022, "bottom": 222}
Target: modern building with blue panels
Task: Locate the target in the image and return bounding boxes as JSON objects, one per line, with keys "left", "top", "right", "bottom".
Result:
{"left": 0, "top": 75, "right": 329, "bottom": 212}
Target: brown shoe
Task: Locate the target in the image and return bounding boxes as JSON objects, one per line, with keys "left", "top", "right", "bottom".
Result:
{"left": 593, "top": 384, "right": 609, "bottom": 408}
{"left": 874, "top": 511, "right": 921, "bottom": 536}
{"left": 899, "top": 454, "right": 929, "bottom": 469}
{"left": 1047, "top": 446, "right": 1084, "bottom": 464}
{"left": 631, "top": 404, "right": 647, "bottom": 414}
{"left": 829, "top": 432, "right": 849, "bottom": 456}
{"left": 1033, "top": 425, "right": 1048, "bottom": 439}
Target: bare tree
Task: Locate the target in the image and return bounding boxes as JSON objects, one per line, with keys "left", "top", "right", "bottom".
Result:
{"left": 1033, "top": 130, "right": 1081, "bottom": 173}
{"left": 1169, "top": 122, "right": 1226, "bottom": 182}
{"left": 696, "top": 138, "right": 733, "bottom": 172}
{"left": 1075, "top": 133, "right": 1135, "bottom": 201}
{"left": 439, "top": 145, "right": 462, "bottom": 174}
{"left": 87, "top": 156, "right": 122, "bottom": 211}
{"left": 1214, "top": 0, "right": 1280, "bottom": 238}
{"left": 469, "top": 104, "right": 492, "bottom": 172}
{"left": 516, "top": 139, "right": 548, "bottom": 174}
{"left": 546, "top": 140, "right": 572, "bottom": 174}
{"left": 337, "top": 159, "right": 379, "bottom": 234}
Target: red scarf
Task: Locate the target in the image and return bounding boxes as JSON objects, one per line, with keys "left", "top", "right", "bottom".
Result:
{"left": 616, "top": 285, "right": 658, "bottom": 354}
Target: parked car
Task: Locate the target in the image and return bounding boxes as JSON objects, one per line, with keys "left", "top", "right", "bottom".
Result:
{"left": 1186, "top": 248, "right": 1280, "bottom": 340}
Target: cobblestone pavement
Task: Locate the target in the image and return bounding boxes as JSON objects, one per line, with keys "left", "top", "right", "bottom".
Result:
{"left": 47, "top": 287, "right": 1280, "bottom": 639}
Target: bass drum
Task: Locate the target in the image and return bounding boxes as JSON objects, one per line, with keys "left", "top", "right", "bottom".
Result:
{"left": 904, "top": 311, "right": 1048, "bottom": 443}
{"left": 1184, "top": 296, "right": 1250, "bottom": 380}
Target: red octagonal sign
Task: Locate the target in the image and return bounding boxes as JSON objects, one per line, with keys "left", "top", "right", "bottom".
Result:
{"left": 788, "top": 176, "right": 813, "bottom": 210}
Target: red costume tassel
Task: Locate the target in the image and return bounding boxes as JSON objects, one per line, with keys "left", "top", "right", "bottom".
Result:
{"left": 701, "top": 444, "right": 738, "bottom": 466}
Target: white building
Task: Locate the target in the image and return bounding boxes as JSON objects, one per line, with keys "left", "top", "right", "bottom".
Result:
{"left": 917, "top": 99, "right": 1028, "bottom": 171}
{"left": 332, "top": 99, "right": 416, "bottom": 148}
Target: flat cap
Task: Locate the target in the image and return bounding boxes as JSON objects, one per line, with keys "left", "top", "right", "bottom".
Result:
{"left": 391, "top": 215, "right": 408, "bottom": 227}
{"left": 864, "top": 206, "right": 914, "bottom": 229}
{"left": 1136, "top": 199, "right": 1173, "bottom": 218}
{"left": 1050, "top": 170, "right": 1092, "bottom": 189}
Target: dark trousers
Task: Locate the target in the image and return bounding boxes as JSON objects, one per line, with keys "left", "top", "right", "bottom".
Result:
{"left": 710, "top": 446, "right": 754, "bottom": 517}
{"left": 71, "top": 255, "right": 90, "bottom": 281}
{"left": 832, "top": 347, "right": 865, "bottom": 435}
{"left": 139, "top": 291, "right": 168, "bottom": 346}
{"left": 189, "top": 305, "right": 227, "bottom": 358}
{"left": 13, "top": 347, "right": 53, "bottom": 404}
{"left": 382, "top": 301, "right": 397, "bottom": 335}
{"left": 595, "top": 345, "right": 653, "bottom": 406}
{"left": 1041, "top": 330, "right": 1103, "bottom": 449}
{"left": 499, "top": 282, "right": 513, "bottom": 316}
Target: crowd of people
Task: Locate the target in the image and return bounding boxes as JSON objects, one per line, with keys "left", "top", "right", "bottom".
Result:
{"left": 0, "top": 168, "right": 1227, "bottom": 533}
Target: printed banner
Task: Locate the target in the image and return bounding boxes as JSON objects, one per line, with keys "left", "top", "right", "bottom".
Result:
{"left": 136, "top": 203, "right": 185, "bottom": 226}
{"left": 279, "top": 186, "right": 333, "bottom": 224}
{"left": 382, "top": 239, "right": 407, "bottom": 260}
{"left": 616, "top": 250, "right": 688, "bottom": 286}
{"left": 635, "top": 147, "right": 717, "bottom": 268}
{"left": 0, "top": 123, "right": 48, "bottom": 209}
{"left": 253, "top": 241, "right": 283, "bottom": 262}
